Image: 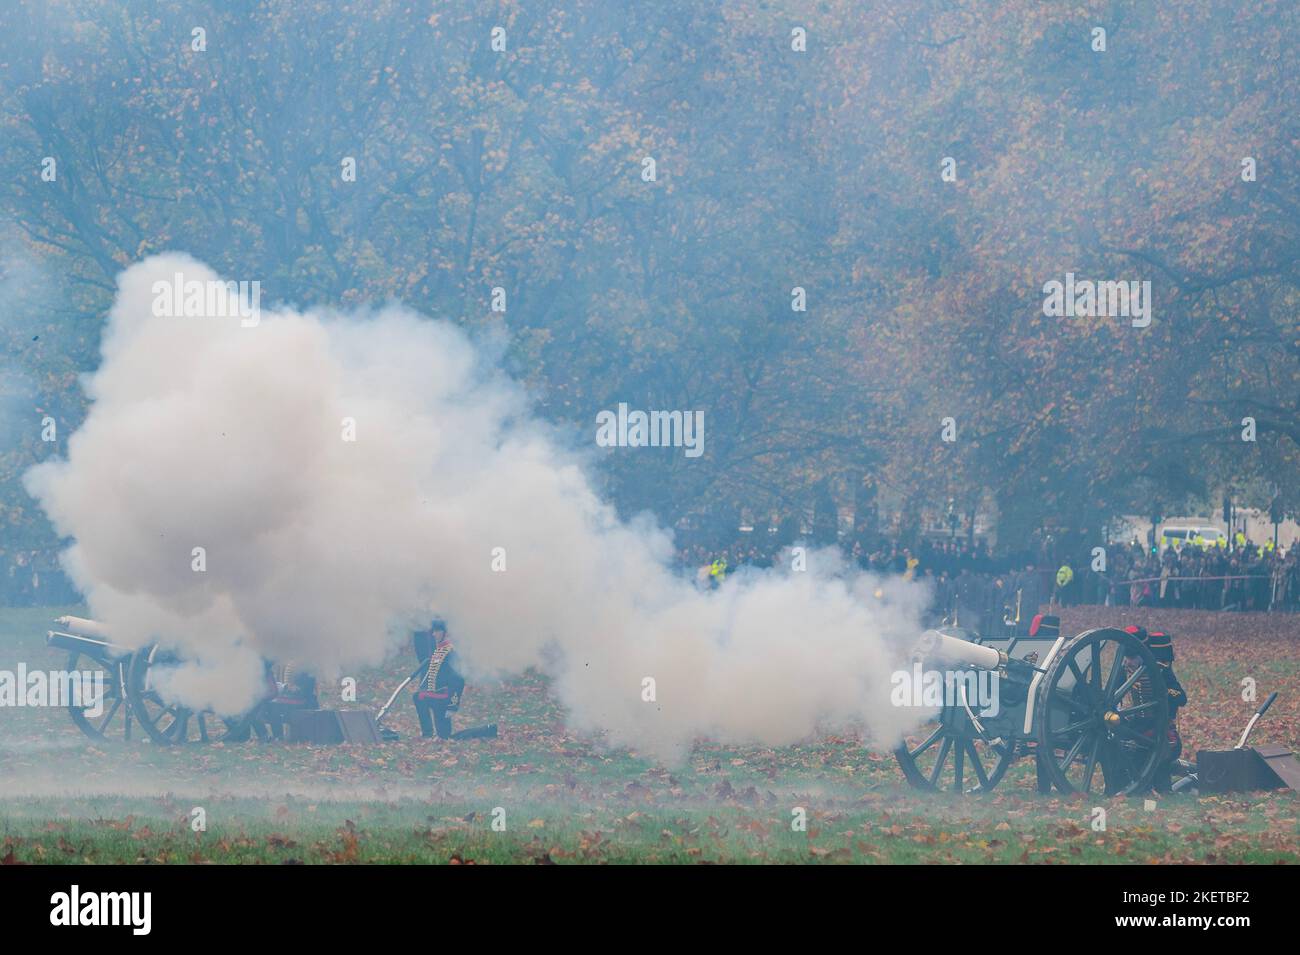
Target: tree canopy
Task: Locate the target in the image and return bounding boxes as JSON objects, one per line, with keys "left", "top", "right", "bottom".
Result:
{"left": 2, "top": 0, "right": 1297, "bottom": 554}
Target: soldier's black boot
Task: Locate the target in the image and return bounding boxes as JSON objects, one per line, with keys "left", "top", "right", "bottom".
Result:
{"left": 450, "top": 723, "right": 498, "bottom": 741}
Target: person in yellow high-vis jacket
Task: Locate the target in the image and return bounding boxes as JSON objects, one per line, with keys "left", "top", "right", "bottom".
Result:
{"left": 1053, "top": 564, "right": 1073, "bottom": 606}
{"left": 708, "top": 556, "right": 728, "bottom": 587}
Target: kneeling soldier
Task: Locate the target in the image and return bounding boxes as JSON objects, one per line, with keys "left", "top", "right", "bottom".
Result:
{"left": 411, "top": 618, "right": 496, "bottom": 741}
{"left": 1123, "top": 625, "right": 1189, "bottom": 790}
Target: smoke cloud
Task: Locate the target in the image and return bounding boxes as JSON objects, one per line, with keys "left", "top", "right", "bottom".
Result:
{"left": 25, "top": 254, "right": 928, "bottom": 760}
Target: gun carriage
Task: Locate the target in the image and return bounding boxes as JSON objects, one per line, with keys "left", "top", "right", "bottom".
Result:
{"left": 47, "top": 613, "right": 1171, "bottom": 783}
{"left": 45, "top": 616, "right": 135, "bottom": 741}
{"left": 46, "top": 616, "right": 317, "bottom": 745}
{"left": 894, "top": 626, "right": 1171, "bottom": 795}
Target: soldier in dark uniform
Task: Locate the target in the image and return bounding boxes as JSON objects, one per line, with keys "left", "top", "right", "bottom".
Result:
{"left": 263, "top": 662, "right": 319, "bottom": 739}
{"left": 215, "top": 660, "right": 320, "bottom": 742}
{"left": 1122, "top": 625, "right": 1189, "bottom": 790}
{"left": 410, "top": 618, "right": 496, "bottom": 741}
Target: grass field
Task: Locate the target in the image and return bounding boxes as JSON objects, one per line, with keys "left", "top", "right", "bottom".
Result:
{"left": 0, "top": 605, "right": 1295, "bottom": 864}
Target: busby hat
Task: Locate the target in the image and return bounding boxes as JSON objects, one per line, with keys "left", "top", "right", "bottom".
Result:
{"left": 1145, "top": 630, "right": 1175, "bottom": 664}
{"left": 1028, "top": 613, "right": 1060, "bottom": 637}
{"left": 1123, "top": 624, "right": 1174, "bottom": 663}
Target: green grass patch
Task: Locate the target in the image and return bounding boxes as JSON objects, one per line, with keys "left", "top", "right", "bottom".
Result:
{"left": 1, "top": 606, "right": 1296, "bottom": 863}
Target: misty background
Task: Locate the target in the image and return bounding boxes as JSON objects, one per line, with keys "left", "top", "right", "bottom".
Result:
{"left": 1, "top": 0, "right": 1298, "bottom": 572}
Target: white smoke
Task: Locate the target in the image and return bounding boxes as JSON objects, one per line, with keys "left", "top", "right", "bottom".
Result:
{"left": 25, "top": 254, "right": 929, "bottom": 760}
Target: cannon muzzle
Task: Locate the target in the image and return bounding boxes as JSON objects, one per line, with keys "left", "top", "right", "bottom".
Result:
{"left": 46, "top": 616, "right": 130, "bottom": 660}
{"left": 913, "top": 629, "right": 1005, "bottom": 670}
{"left": 53, "top": 616, "right": 114, "bottom": 640}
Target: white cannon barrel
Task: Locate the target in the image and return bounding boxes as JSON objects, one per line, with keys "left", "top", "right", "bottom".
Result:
{"left": 913, "top": 629, "right": 1003, "bottom": 670}
{"left": 53, "top": 616, "right": 114, "bottom": 640}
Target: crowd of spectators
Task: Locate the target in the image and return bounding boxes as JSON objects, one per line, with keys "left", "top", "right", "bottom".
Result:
{"left": 677, "top": 529, "right": 1300, "bottom": 629}
{"left": 6, "top": 530, "right": 1297, "bottom": 617}
{"left": 1097, "top": 539, "right": 1293, "bottom": 612}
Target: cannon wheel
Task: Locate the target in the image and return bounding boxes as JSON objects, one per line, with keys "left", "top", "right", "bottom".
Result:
{"left": 63, "top": 647, "right": 133, "bottom": 741}
{"left": 894, "top": 710, "right": 1016, "bottom": 794}
{"left": 126, "top": 646, "right": 266, "bottom": 745}
{"left": 1034, "top": 628, "right": 1170, "bottom": 796}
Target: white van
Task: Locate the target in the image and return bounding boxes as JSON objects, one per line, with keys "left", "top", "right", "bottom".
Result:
{"left": 1159, "top": 524, "right": 1225, "bottom": 550}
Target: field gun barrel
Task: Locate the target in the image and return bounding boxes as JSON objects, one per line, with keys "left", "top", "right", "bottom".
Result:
{"left": 54, "top": 616, "right": 114, "bottom": 640}
{"left": 913, "top": 629, "right": 1006, "bottom": 670}
{"left": 46, "top": 616, "right": 131, "bottom": 660}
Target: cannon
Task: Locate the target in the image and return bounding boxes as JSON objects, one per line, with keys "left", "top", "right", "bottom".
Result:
{"left": 46, "top": 616, "right": 142, "bottom": 741}
{"left": 47, "top": 616, "right": 317, "bottom": 745}
{"left": 894, "top": 624, "right": 1172, "bottom": 795}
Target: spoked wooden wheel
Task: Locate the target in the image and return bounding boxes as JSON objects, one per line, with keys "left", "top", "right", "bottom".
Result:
{"left": 126, "top": 646, "right": 264, "bottom": 745}
{"left": 895, "top": 710, "right": 1015, "bottom": 794}
{"left": 1034, "top": 628, "right": 1170, "bottom": 796}
{"left": 64, "top": 648, "right": 133, "bottom": 741}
